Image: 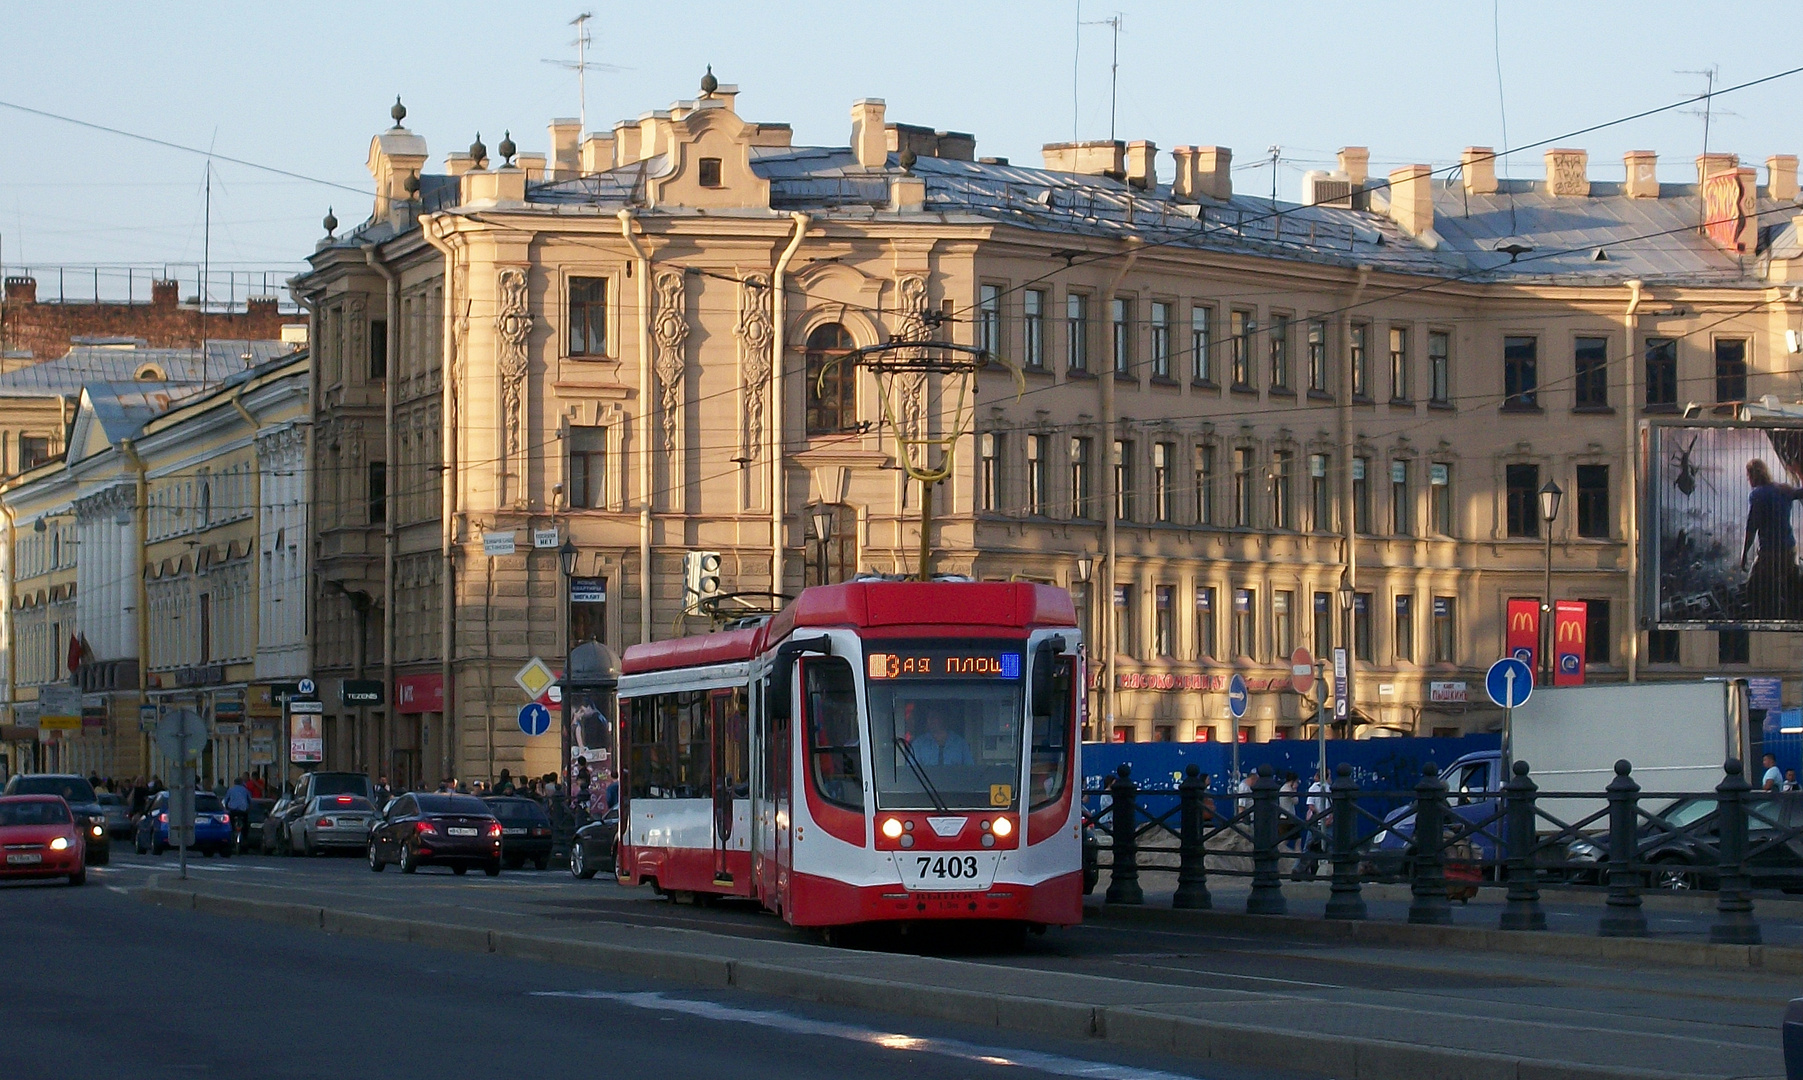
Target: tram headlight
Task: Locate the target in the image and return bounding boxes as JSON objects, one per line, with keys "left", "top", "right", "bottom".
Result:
{"left": 881, "top": 818, "right": 904, "bottom": 840}
{"left": 991, "top": 817, "right": 1012, "bottom": 838}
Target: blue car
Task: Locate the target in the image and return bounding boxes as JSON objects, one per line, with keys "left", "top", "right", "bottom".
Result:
{"left": 134, "top": 790, "right": 234, "bottom": 857}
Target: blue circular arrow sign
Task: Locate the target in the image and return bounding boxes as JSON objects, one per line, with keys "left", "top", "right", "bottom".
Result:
{"left": 517, "top": 701, "right": 552, "bottom": 737}
{"left": 1227, "top": 673, "right": 1249, "bottom": 719}
{"left": 1485, "top": 657, "right": 1534, "bottom": 709}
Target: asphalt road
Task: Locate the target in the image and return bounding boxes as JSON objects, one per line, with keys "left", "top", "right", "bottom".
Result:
{"left": 0, "top": 865, "right": 1300, "bottom": 1080}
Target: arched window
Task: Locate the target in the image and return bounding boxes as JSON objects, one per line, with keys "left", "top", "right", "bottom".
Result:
{"left": 198, "top": 482, "right": 211, "bottom": 527}
{"left": 804, "top": 323, "right": 856, "bottom": 437}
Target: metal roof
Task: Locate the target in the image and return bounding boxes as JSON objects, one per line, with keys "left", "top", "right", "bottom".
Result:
{"left": 0, "top": 340, "right": 293, "bottom": 396}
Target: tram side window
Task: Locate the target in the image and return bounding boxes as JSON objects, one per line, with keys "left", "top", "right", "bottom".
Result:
{"left": 1029, "top": 656, "right": 1075, "bottom": 809}
{"left": 627, "top": 696, "right": 669, "bottom": 800}
{"left": 713, "top": 688, "right": 750, "bottom": 798}
{"left": 627, "top": 691, "right": 711, "bottom": 799}
{"left": 675, "top": 691, "right": 712, "bottom": 798}
{"left": 804, "top": 658, "right": 864, "bottom": 810}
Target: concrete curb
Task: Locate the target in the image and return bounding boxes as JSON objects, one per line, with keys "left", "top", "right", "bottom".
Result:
{"left": 132, "top": 879, "right": 1722, "bottom": 1080}
{"left": 1082, "top": 901, "right": 1803, "bottom": 974}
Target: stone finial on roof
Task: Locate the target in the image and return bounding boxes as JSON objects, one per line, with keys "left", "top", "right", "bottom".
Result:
{"left": 470, "top": 133, "right": 488, "bottom": 169}
{"left": 498, "top": 131, "right": 516, "bottom": 166}
{"left": 391, "top": 95, "right": 407, "bottom": 127}
{"left": 322, "top": 207, "right": 338, "bottom": 236}
{"left": 701, "top": 65, "right": 718, "bottom": 97}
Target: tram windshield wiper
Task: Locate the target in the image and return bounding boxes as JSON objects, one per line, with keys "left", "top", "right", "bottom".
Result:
{"left": 893, "top": 737, "right": 949, "bottom": 813}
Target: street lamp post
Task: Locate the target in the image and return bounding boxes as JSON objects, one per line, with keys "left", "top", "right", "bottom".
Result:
{"left": 1337, "top": 579, "right": 1355, "bottom": 736}
{"left": 1076, "top": 555, "right": 1094, "bottom": 741}
{"left": 810, "top": 508, "right": 834, "bottom": 586}
{"left": 1538, "top": 479, "right": 1563, "bottom": 688}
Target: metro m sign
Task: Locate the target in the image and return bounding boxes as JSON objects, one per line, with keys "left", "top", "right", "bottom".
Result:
{"left": 1505, "top": 598, "right": 1540, "bottom": 674}
{"left": 1553, "top": 600, "right": 1588, "bottom": 687}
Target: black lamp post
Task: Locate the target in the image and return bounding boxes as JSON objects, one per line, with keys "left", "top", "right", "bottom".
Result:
{"left": 1538, "top": 478, "right": 1563, "bottom": 687}
{"left": 1337, "top": 579, "right": 1355, "bottom": 735}
{"left": 1076, "top": 555, "right": 1095, "bottom": 740}
{"left": 558, "top": 539, "right": 579, "bottom": 579}
{"left": 810, "top": 509, "right": 834, "bottom": 586}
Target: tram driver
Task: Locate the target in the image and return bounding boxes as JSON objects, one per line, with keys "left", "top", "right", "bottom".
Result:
{"left": 910, "top": 702, "right": 975, "bottom": 767}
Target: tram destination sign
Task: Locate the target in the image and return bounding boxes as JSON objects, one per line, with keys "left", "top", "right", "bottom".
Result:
{"left": 865, "top": 650, "right": 1022, "bottom": 680}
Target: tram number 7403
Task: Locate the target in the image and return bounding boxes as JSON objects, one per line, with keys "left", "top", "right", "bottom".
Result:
{"left": 918, "top": 855, "right": 979, "bottom": 879}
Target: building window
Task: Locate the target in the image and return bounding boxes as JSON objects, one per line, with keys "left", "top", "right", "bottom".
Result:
{"left": 199, "top": 593, "right": 212, "bottom": 663}
{"left": 1274, "top": 590, "right": 1294, "bottom": 658}
{"left": 697, "top": 157, "right": 723, "bottom": 186}
{"left": 1114, "top": 585, "right": 1135, "bottom": 657}
{"left": 1150, "top": 301, "right": 1172, "bottom": 379}
{"left": 1231, "top": 310, "right": 1254, "bottom": 387}
{"left": 1195, "top": 444, "right": 1216, "bottom": 526}
{"left": 369, "top": 319, "right": 388, "bottom": 380}
{"left": 367, "top": 461, "right": 386, "bottom": 525}
{"left": 1352, "top": 457, "right": 1371, "bottom": 534}
{"left": 1154, "top": 585, "right": 1175, "bottom": 658}
{"left": 1432, "top": 596, "right": 1456, "bottom": 663}
{"left": 1504, "top": 335, "right": 1538, "bottom": 408}
{"left": 1506, "top": 463, "right": 1540, "bottom": 538}
{"left": 1585, "top": 599, "right": 1610, "bottom": 664}
{"left": 1430, "top": 462, "right": 1453, "bottom": 536}
{"left": 1269, "top": 313, "right": 1291, "bottom": 390}
{"left": 979, "top": 433, "right": 1001, "bottom": 512}
{"left": 1310, "top": 453, "right": 1332, "bottom": 532}
{"left": 1428, "top": 330, "right": 1450, "bottom": 404}
{"left": 804, "top": 323, "right": 856, "bottom": 435}
{"left": 1393, "top": 594, "right": 1414, "bottom": 663}
{"left": 1576, "top": 464, "right": 1609, "bottom": 538}
{"left": 978, "top": 284, "right": 1002, "bottom": 358}
{"left": 568, "top": 277, "right": 608, "bottom": 357}
{"left": 1195, "top": 586, "right": 1217, "bottom": 660}
{"left": 1350, "top": 323, "right": 1369, "bottom": 398}
{"left": 1389, "top": 326, "right": 1409, "bottom": 401}
{"left": 1112, "top": 298, "right": 1132, "bottom": 376}
{"left": 1648, "top": 628, "right": 1680, "bottom": 664}
{"left": 1233, "top": 448, "right": 1255, "bottom": 527}
{"left": 1023, "top": 289, "right": 1046, "bottom": 370}
{"left": 1390, "top": 460, "right": 1411, "bottom": 535}
{"left": 1715, "top": 338, "right": 1748, "bottom": 403}
{"left": 1313, "top": 592, "right": 1333, "bottom": 655}
{"left": 1069, "top": 437, "right": 1092, "bottom": 518}
{"left": 1271, "top": 450, "right": 1294, "bottom": 530}
{"left": 18, "top": 435, "right": 50, "bottom": 472}
{"left": 1191, "top": 305, "right": 1214, "bottom": 384}
{"left": 1308, "top": 319, "right": 1329, "bottom": 393}
{"left": 1113, "top": 440, "right": 1133, "bottom": 521}
{"left": 1026, "top": 434, "right": 1048, "bottom": 515}
{"left": 1152, "top": 442, "right": 1173, "bottom": 522}
{"left": 568, "top": 425, "right": 608, "bottom": 509}
{"left": 1353, "top": 593, "right": 1372, "bottom": 661}
{"left": 1574, "top": 336, "right": 1609, "bottom": 408}
{"left": 1645, "top": 337, "right": 1677, "bottom": 408}
{"left": 1066, "top": 294, "right": 1090, "bottom": 373}
{"left": 1719, "top": 629, "right": 1749, "bottom": 664}
{"left": 1232, "top": 588, "right": 1257, "bottom": 660}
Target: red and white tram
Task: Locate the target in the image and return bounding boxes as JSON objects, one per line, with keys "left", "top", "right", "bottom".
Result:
{"left": 615, "top": 579, "right": 1084, "bottom": 929}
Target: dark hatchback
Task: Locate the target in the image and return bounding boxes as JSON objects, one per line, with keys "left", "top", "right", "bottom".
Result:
{"left": 3, "top": 775, "right": 109, "bottom": 864}
{"left": 568, "top": 807, "right": 619, "bottom": 880}
{"left": 367, "top": 793, "right": 502, "bottom": 876}
{"left": 484, "top": 797, "right": 554, "bottom": 870}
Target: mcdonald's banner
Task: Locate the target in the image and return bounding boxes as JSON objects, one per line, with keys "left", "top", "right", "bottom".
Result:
{"left": 1505, "top": 598, "right": 1540, "bottom": 675}
{"left": 1553, "top": 600, "right": 1588, "bottom": 687}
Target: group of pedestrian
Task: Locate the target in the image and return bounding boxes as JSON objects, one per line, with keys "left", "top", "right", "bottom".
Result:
{"left": 1760, "top": 753, "right": 1802, "bottom": 793}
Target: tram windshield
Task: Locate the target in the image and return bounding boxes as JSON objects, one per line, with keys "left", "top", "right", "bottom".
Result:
{"left": 864, "top": 641, "right": 1025, "bottom": 811}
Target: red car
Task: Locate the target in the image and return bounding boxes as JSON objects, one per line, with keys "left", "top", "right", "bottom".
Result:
{"left": 0, "top": 795, "right": 88, "bottom": 886}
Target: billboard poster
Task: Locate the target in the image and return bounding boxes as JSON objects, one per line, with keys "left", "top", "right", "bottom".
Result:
{"left": 288, "top": 700, "right": 324, "bottom": 764}
{"left": 1645, "top": 421, "right": 1803, "bottom": 629}
{"left": 1553, "top": 600, "right": 1587, "bottom": 687}
{"left": 1505, "top": 598, "right": 1540, "bottom": 672}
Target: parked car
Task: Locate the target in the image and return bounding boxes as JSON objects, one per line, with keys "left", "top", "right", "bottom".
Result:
{"left": 1635, "top": 795, "right": 1803, "bottom": 891}
{"left": 485, "top": 797, "right": 554, "bottom": 870}
{"left": 568, "top": 807, "right": 619, "bottom": 880}
{"left": 290, "top": 794, "right": 377, "bottom": 855}
{"left": 135, "top": 790, "right": 234, "bottom": 856}
{"left": 95, "top": 793, "right": 132, "bottom": 838}
{"left": 265, "top": 772, "right": 373, "bottom": 855}
{"left": 3, "top": 774, "right": 110, "bottom": 864}
{"left": 0, "top": 795, "right": 86, "bottom": 886}
{"left": 236, "top": 798, "right": 276, "bottom": 853}
{"left": 367, "top": 792, "right": 502, "bottom": 876}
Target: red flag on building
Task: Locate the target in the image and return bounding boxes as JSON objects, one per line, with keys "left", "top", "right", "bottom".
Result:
{"left": 1553, "top": 601, "right": 1588, "bottom": 687}
{"left": 1505, "top": 598, "right": 1540, "bottom": 674}
{"left": 66, "top": 632, "right": 84, "bottom": 673}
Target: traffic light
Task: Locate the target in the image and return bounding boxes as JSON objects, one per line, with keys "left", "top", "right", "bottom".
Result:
{"left": 683, "top": 550, "right": 723, "bottom": 609}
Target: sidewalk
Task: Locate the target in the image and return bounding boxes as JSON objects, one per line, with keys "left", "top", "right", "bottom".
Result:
{"left": 133, "top": 870, "right": 1783, "bottom": 1080}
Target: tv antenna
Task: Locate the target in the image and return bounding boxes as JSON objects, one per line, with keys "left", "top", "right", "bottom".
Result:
{"left": 542, "top": 12, "right": 627, "bottom": 134}
{"left": 1079, "top": 12, "right": 1124, "bottom": 144}
{"left": 1678, "top": 65, "right": 1737, "bottom": 230}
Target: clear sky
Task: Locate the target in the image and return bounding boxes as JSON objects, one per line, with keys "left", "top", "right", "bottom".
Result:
{"left": 1, "top": 0, "right": 1799, "bottom": 289}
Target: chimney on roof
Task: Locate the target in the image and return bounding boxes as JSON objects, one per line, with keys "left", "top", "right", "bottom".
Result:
{"left": 151, "top": 280, "right": 178, "bottom": 307}
{"left": 548, "top": 119, "right": 581, "bottom": 180}
{"left": 1125, "top": 140, "right": 1157, "bottom": 190}
{"left": 890, "top": 174, "right": 926, "bottom": 213}
{"left": 1623, "top": 150, "right": 1659, "bottom": 198}
{"left": 1697, "top": 152, "right": 1739, "bottom": 185}
{"left": 1545, "top": 148, "right": 1589, "bottom": 196}
{"left": 1386, "top": 164, "right": 1434, "bottom": 237}
{"left": 1191, "top": 146, "right": 1232, "bottom": 201}
{"left": 1337, "top": 147, "right": 1369, "bottom": 187}
{"left": 446, "top": 152, "right": 475, "bottom": 177}
{"left": 580, "top": 134, "right": 615, "bottom": 175}
{"left": 1461, "top": 147, "right": 1497, "bottom": 195}
{"left": 517, "top": 153, "right": 547, "bottom": 182}
{"left": 614, "top": 121, "right": 644, "bottom": 165}
{"left": 851, "top": 99, "right": 887, "bottom": 169}
{"left": 1041, "top": 140, "right": 1124, "bottom": 179}
{"left": 4, "top": 276, "right": 36, "bottom": 304}
{"left": 1768, "top": 154, "right": 1799, "bottom": 202}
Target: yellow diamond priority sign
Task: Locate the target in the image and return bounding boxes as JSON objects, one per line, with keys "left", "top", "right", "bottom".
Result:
{"left": 513, "top": 657, "right": 557, "bottom": 701}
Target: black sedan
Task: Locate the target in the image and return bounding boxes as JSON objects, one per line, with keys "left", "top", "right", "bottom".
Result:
{"left": 484, "top": 797, "right": 554, "bottom": 870}
{"left": 3, "top": 775, "right": 110, "bottom": 864}
{"left": 568, "top": 808, "right": 618, "bottom": 880}
{"left": 1637, "top": 795, "right": 1803, "bottom": 891}
{"left": 367, "top": 793, "right": 502, "bottom": 876}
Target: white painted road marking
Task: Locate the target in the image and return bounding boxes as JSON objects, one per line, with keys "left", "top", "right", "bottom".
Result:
{"left": 533, "top": 989, "right": 1206, "bottom": 1080}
